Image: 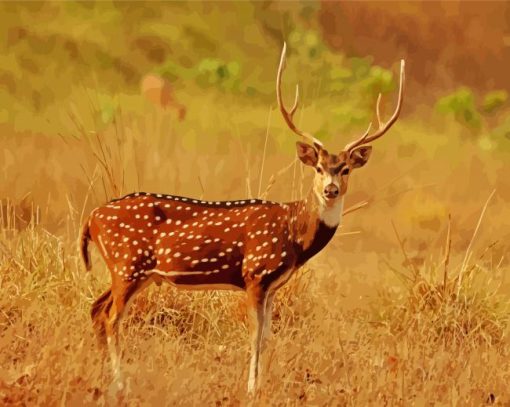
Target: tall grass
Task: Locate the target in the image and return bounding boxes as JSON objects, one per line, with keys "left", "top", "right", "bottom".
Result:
{"left": 1, "top": 202, "right": 509, "bottom": 404}
{"left": 0, "top": 103, "right": 509, "bottom": 403}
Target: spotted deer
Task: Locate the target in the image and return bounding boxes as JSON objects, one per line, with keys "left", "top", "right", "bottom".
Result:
{"left": 80, "top": 43, "right": 405, "bottom": 394}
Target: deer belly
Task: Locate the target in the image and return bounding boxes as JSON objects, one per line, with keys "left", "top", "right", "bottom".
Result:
{"left": 148, "top": 260, "right": 245, "bottom": 291}
{"left": 171, "top": 268, "right": 244, "bottom": 290}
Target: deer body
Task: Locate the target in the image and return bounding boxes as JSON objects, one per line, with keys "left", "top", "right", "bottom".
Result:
{"left": 82, "top": 43, "right": 404, "bottom": 395}
{"left": 82, "top": 190, "right": 342, "bottom": 392}
{"left": 83, "top": 191, "right": 341, "bottom": 288}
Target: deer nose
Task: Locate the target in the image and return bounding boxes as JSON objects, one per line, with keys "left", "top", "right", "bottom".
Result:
{"left": 324, "top": 184, "right": 339, "bottom": 199}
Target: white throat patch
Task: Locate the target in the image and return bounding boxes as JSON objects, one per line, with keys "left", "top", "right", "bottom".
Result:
{"left": 318, "top": 197, "right": 344, "bottom": 228}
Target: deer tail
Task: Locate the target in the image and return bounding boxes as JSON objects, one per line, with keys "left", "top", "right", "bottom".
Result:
{"left": 80, "top": 220, "right": 92, "bottom": 271}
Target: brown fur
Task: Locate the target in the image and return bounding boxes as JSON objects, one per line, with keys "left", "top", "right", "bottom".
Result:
{"left": 90, "top": 289, "right": 112, "bottom": 344}
{"left": 80, "top": 221, "right": 92, "bottom": 271}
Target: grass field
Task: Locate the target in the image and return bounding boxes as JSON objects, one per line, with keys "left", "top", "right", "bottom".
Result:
{"left": 1, "top": 2, "right": 510, "bottom": 406}
{"left": 1, "top": 198, "right": 509, "bottom": 405}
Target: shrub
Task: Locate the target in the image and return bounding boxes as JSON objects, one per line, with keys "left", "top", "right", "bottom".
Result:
{"left": 482, "top": 90, "right": 508, "bottom": 114}
{"left": 436, "top": 87, "right": 481, "bottom": 129}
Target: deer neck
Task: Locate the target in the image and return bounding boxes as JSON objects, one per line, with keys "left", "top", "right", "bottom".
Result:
{"left": 287, "top": 190, "right": 343, "bottom": 266}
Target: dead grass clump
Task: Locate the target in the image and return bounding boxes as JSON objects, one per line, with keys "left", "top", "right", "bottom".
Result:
{"left": 126, "top": 287, "right": 247, "bottom": 348}
{"left": 377, "top": 213, "right": 509, "bottom": 349}
{"left": 0, "top": 195, "right": 38, "bottom": 232}
{"left": 124, "top": 266, "right": 317, "bottom": 349}
{"left": 2, "top": 214, "right": 510, "bottom": 404}
{"left": 386, "top": 268, "right": 509, "bottom": 348}
{"left": 1, "top": 117, "right": 509, "bottom": 404}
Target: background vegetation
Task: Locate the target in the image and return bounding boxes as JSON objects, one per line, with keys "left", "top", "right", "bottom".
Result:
{"left": 1, "top": 1, "right": 509, "bottom": 405}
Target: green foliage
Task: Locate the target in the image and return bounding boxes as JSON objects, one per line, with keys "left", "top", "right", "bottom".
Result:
{"left": 155, "top": 60, "right": 192, "bottom": 82}
{"left": 436, "top": 87, "right": 481, "bottom": 129}
{"left": 288, "top": 29, "right": 323, "bottom": 60}
{"left": 2, "top": 1, "right": 509, "bottom": 144}
{"left": 482, "top": 90, "right": 508, "bottom": 114}
{"left": 97, "top": 93, "right": 118, "bottom": 125}
{"left": 195, "top": 58, "right": 241, "bottom": 91}
{"left": 0, "top": 2, "right": 415, "bottom": 140}
{"left": 360, "top": 65, "right": 395, "bottom": 97}
{"left": 326, "top": 58, "right": 398, "bottom": 132}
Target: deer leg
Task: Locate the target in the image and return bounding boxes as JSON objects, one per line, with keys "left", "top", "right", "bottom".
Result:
{"left": 91, "top": 288, "right": 113, "bottom": 383}
{"left": 246, "top": 288, "right": 268, "bottom": 395}
{"left": 103, "top": 278, "right": 149, "bottom": 392}
{"left": 260, "top": 291, "right": 275, "bottom": 355}
{"left": 251, "top": 291, "right": 275, "bottom": 389}
{"left": 91, "top": 289, "right": 112, "bottom": 349}
{"left": 103, "top": 291, "right": 126, "bottom": 391}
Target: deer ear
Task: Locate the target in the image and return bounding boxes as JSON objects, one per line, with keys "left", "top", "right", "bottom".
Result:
{"left": 349, "top": 146, "right": 372, "bottom": 168}
{"left": 296, "top": 142, "right": 319, "bottom": 167}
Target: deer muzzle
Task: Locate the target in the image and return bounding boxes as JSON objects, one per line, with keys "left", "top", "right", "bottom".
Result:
{"left": 323, "top": 183, "right": 339, "bottom": 199}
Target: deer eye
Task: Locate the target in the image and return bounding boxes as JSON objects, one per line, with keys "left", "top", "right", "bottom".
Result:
{"left": 316, "top": 167, "right": 323, "bottom": 174}
{"left": 341, "top": 168, "right": 350, "bottom": 176}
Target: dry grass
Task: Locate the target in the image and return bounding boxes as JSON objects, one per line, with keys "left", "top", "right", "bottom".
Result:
{"left": 1, "top": 213, "right": 509, "bottom": 406}
{"left": 1, "top": 121, "right": 510, "bottom": 405}
{"left": 1, "top": 70, "right": 510, "bottom": 407}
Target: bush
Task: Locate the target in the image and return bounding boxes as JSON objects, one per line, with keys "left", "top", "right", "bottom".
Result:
{"left": 482, "top": 90, "right": 508, "bottom": 114}
{"left": 195, "top": 58, "right": 241, "bottom": 91}
{"left": 436, "top": 87, "right": 481, "bottom": 129}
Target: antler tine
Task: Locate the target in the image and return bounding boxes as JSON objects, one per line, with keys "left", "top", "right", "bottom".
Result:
{"left": 290, "top": 84, "right": 299, "bottom": 116}
{"left": 277, "top": 42, "right": 322, "bottom": 147}
{"left": 344, "top": 122, "right": 372, "bottom": 152}
{"left": 375, "top": 92, "right": 383, "bottom": 129}
{"left": 345, "top": 59, "right": 405, "bottom": 152}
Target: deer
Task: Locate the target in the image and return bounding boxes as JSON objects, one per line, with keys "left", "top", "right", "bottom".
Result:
{"left": 80, "top": 43, "right": 405, "bottom": 395}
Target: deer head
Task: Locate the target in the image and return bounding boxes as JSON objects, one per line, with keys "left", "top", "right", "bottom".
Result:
{"left": 277, "top": 43, "right": 405, "bottom": 207}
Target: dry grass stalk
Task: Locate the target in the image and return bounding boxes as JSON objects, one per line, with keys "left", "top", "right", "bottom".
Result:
{"left": 260, "top": 158, "right": 297, "bottom": 200}
{"left": 456, "top": 189, "right": 496, "bottom": 296}
{"left": 391, "top": 220, "right": 419, "bottom": 280}
{"left": 442, "top": 213, "right": 452, "bottom": 295}
{"left": 197, "top": 175, "right": 206, "bottom": 200}
{"left": 342, "top": 200, "right": 369, "bottom": 216}
{"left": 382, "top": 215, "right": 509, "bottom": 351}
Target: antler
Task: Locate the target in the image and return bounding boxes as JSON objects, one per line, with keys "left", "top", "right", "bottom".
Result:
{"left": 344, "top": 59, "right": 405, "bottom": 152}
{"left": 276, "top": 43, "right": 322, "bottom": 147}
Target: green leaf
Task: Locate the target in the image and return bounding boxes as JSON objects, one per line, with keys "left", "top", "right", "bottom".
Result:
{"left": 482, "top": 90, "right": 508, "bottom": 114}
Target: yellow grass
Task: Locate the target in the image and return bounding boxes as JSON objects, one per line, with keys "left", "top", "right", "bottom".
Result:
{"left": 1, "top": 102, "right": 509, "bottom": 405}
{"left": 1, "top": 214, "right": 509, "bottom": 405}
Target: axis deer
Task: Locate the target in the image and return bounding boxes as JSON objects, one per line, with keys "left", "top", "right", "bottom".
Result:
{"left": 80, "top": 43, "right": 405, "bottom": 394}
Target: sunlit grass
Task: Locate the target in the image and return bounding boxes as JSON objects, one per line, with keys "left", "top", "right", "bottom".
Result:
{"left": 1, "top": 188, "right": 509, "bottom": 405}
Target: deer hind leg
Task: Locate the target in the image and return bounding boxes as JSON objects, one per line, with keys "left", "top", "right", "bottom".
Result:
{"left": 91, "top": 288, "right": 115, "bottom": 384}
{"left": 94, "top": 278, "right": 148, "bottom": 392}
{"left": 91, "top": 289, "right": 113, "bottom": 348}
{"left": 91, "top": 285, "right": 124, "bottom": 389}
{"left": 104, "top": 295, "right": 125, "bottom": 391}
{"left": 246, "top": 287, "right": 269, "bottom": 395}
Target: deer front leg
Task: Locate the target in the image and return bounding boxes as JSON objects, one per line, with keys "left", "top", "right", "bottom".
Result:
{"left": 104, "top": 295, "right": 126, "bottom": 392}
{"left": 260, "top": 291, "right": 275, "bottom": 355}
{"left": 246, "top": 287, "right": 268, "bottom": 395}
